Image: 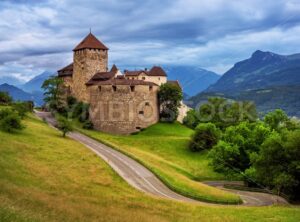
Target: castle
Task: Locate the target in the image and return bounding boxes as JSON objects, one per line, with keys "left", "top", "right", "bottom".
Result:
{"left": 58, "top": 33, "right": 184, "bottom": 134}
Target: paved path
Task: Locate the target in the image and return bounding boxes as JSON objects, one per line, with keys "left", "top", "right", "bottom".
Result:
{"left": 35, "top": 111, "right": 288, "bottom": 207}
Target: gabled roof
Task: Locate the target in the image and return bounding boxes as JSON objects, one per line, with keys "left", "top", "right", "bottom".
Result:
{"left": 73, "top": 33, "right": 109, "bottom": 51}
{"left": 124, "top": 70, "right": 147, "bottom": 77}
{"left": 124, "top": 66, "right": 167, "bottom": 77}
{"left": 58, "top": 63, "right": 73, "bottom": 77}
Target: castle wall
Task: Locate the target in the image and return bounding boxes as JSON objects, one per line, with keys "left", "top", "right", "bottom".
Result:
{"left": 72, "top": 49, "right": 108, "bottom": 102}
{"left": 88, "top": 84, "right": 159, "bottom": 134}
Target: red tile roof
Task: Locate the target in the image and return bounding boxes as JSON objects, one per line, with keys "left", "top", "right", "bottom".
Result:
{"left": 124, "top": 66, "right": 167, "bottom": 77}
{"left": 58, "top": 63, "right": 73, "bottom": 77}
{"left": 124, "top": 70, "right": 146, "bottom": 76}
{"left": 73, "top": 33, "right": 109, "bottom": 51}
{"left": 148, "top": 66, "right": 167, "bottom": 76}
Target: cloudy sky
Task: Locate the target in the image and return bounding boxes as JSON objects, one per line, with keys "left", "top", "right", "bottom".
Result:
{"left": 1, "top": 0, "right": 300, "bottom": 82}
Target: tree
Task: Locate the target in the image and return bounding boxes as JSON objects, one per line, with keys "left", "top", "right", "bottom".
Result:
{"left": 264, "top": 109, "right": 288, "bottom": 131}
{"left": 57, "top": 116, "right": 73, "bottom": 137}
{"left": 0, "top": 91, "right": 12, "bottom": 105}
{"left": 183, "top": 109, "right": 200, "bottom": 129}
{"left": 251, "top": 130, "right": 300, "bottom": 200}
{"left": 0, "top": 109, "right": 24, "bottom": 133}
{"left": 42, "top": 76, "right": 64, "bottom": 111}
{"left": 199, "top": 97, "right": 257, "bottom": 129}
{"left": 158, "top": 83, "right": 183, "bottom": 122}
{"left": 189, "top": 123, "right": 221, "bottom": 152}
{"left": 209, "top": 121, "right": 271, "bottom": 175}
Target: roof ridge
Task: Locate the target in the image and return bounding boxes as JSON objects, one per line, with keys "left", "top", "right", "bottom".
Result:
{"left": 73, "top": 33, "right": 109, "bottom": 51}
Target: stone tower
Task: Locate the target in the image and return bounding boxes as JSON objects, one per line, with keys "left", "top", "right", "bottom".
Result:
{"left": 72, "top": 33, "right": 109, "bottom": 102}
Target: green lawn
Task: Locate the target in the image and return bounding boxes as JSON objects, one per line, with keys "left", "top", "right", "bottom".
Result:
{"left": 73, "top": 122, "right": 235, "bottom": 204}
{"left": 0, "top": 114, "right": 300, "bottom": 221}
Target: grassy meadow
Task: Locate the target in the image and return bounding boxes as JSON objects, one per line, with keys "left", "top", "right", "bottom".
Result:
{"left": 75, "top": 121, "right": 242, "bottom": 204}
{"left": 0, "top": 114, "right": 300, "bottom": 221}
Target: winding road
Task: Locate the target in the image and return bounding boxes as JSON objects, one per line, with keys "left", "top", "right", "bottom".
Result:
{"left": 35, "top": 111, "right": 288, "bottom": 207}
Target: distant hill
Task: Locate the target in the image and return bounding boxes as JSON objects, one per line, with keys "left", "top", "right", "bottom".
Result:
{"left": 190, "top": 50, "right": 300, "bottom": 117}
{"left": 20, "top": 71, "right": 53, "bottom": 93}
{"left": 0, "top": 83, "right": 33, "bottom": 101}
{"left": 0, "top": 83, "right": 44, "bottom": 106}
{"left": 164, "top": 66, "right": 220, "bottom": 96}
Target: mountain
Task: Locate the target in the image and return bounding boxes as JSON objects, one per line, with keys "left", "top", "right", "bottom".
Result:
{"left": 0, "top": 76, "right": 24, "bottom": 86}
{"left": 205, "top": 50, "right": 300, "bottom": 94}
{"left": 164, "top": 66, "right": 220, "bottom": 96}
{"left": 0, "top": 83, "right": 44, "bottom": 106}
{"left": 21, "top": 71, "right": 53, "bottom": 93}
{"left": 190, "top": 50, "right": 300, "bottom": 117}
{"left": 0, "top": 83, "right": 33, "bottom": 101}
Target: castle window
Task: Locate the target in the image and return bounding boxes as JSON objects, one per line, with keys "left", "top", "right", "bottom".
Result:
{"left": 145, "top": 102, "right": 150, "bottom": 106}
{"left": 130, "top": 86, "right": 135, "bottom": 92}
{"left": 98, "top": 86, "right": 101, "bottom": 92}
{"left": 158, "top": 77, "right": 160, "bottom": 80}
{"left": 112, "top": 86, "right": 117, "bottom": 91}
{"left": 149, "top": 86, "right": 153, "bottom": 91}
{"left": 136, "top": 127, "right": 141, "bottom": 130}
{"left": 139, "top": 111, "right": 144, "bottom": 115}
{"left": 142, "top": 77, "right": 146, "bottom": 80}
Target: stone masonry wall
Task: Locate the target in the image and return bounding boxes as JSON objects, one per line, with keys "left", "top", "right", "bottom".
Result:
{"left": 72, "top": 49, "right": 108, "bottom": 102}
{"left": 88, "top": 84, "right": 159, "bottom": 134}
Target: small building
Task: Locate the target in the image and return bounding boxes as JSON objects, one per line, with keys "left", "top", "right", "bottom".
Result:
{"left": 58, "top": 32, "right": 186, "bottom": 134}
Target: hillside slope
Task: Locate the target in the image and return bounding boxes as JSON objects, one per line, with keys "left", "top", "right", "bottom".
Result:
{"left": 206, "top": 50, "right": 300, "bottom": 94}
{"left": 190, "top": 51, "right": 300, "bottom": 116}
{"left": 0, "top": 114, "right": 300, "bottom": 221}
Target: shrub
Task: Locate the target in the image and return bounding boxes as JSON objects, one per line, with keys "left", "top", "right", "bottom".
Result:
{"left": 183, "top": 109, "right": 199, "bottom": 129}
{"left": 189, "top": 123, "right": 221, "bottom": 152}
{"left": 67, "top": 96, "right": 77, "bottom": 107}
{"left": 83, "top": 120, "right": 93, "bottom": 129}
{"left": 12, "top": 102, "right": 32, "bottom": 118}
{"left": 0, "top": 91, "right": 12, "bottom": 105}
{"left": 0, "top": 110, "right": 24, "bottom": 133}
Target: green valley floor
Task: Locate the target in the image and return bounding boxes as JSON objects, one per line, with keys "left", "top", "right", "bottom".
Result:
{"left": 0, "top": 114, "right": 300, "bottom": 222}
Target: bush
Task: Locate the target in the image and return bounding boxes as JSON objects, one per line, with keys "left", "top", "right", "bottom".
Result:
{"left": 57, "top": 116, "right": 73, "bottom": 137}
{"left": 12, "top": 102, "right": 32, "bottom": 118}
{"left": 83, "top": 120, "right": 93, "bottom": 129}
{"left": 183, "top": 109, "right": 199, "bottom": 129}
{"left": 0, "top": 110, "right": 24, "bottom": 133}
{"left": 189, "top": 123, "right": 221, "bottom": 152}
{"left": 0, "top": 91, "right": 12, "bottom": 105}
{"left": 67, "top": 96, "right": 77, "bottom": 107}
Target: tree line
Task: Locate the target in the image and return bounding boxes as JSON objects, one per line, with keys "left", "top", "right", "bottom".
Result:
{"left": 184, "top": 97, "right": 300, "bottom": 201}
